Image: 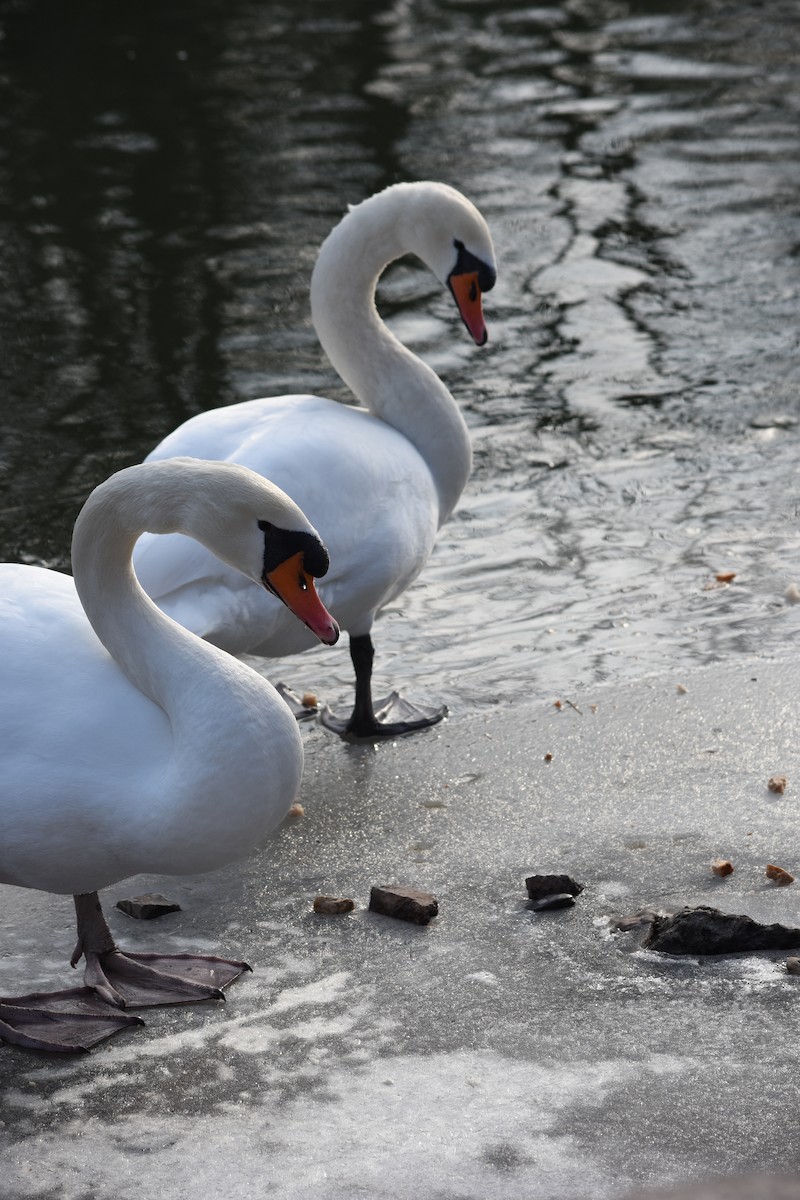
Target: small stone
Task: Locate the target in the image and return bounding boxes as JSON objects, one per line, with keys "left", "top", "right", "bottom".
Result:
{"left": 369, "top": 885, "right": 438, "bottom": 925}
{"left": 525, "top": 874, "right": 584, "bottom": 901}
{"left": 676, "top": 683, "right": 688, "bottom": 694}
{"left": 785, "top": 583, "right": 800, "bottom": 605}
{"left": 786, "top": 958, "right": 800, "bottom": 975}
{"left": 313, "top": 895, "right": 355, "bottom": 915}
{"left": 766, "top": 864, "right": 795, "bottom": 886}
{"left": 768, "top": 775, "right": 788, "bottom": 795}
{"left": 613, "top": 909, "right": 661, "bottom": 932}
{"left": 711, "top": 859, "right": 734, "bottom": 877}
{"left": 116, "top": 893, "right": 181, "bottom": 920}
{"left": 543, "top": 752, "right": 553, "bottom": 763}
{"left": 287, "top": 802, "right": 304, "bottom": 818}
{"left": 529, "top": 893, "right": 575, "bottom": 912}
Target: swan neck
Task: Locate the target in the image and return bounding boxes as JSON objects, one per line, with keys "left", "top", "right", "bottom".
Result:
{"left": 310, "top": 192, "right": 472, "bottom": 524}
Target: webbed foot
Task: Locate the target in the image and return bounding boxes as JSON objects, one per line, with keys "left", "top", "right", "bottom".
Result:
{"left": 82, "top": 949, "right": 251, "bottom": 1009}
{"left": 320, "top": 690, "right": 447, "bottom": 739}
{"left": 0, "top": 987, "right": 143, "bottom": 1053}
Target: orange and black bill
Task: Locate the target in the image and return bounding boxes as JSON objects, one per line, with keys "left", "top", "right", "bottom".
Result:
{"left": 265, "top": 551, "right": 340, "bottom": 645}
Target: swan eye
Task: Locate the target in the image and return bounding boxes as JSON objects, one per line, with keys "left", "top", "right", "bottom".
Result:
{"left": 469, "top": 279, "right": 477, "bottom": 302}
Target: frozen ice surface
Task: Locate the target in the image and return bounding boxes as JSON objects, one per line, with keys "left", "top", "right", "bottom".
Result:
{"left": 2, "top": 656, "right": 800, "bottom": 1198}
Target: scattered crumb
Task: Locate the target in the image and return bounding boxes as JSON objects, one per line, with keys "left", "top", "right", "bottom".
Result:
{"left": 787, "top": 958, "right": 800, "bottom": 975}
{"left": 544, "top": 752, "right": 553, "bottom": 763}
{"left": 553, "top": 700, "right": 562, "bottom": 709}
{"left": 287, "top": 802, "right": 304, "bottom": 819}
{"left": 676, "top": 683, "right": 688, "bottom": 694}
{"left": 711, "top": 859, "right": 734, "bottom": 877}
{"left": 715, "top": 571, "right": 737, "bottom": 583}
{"left": 785, "top": 583, "right": 800, "bottom": 605}
{"left": 768, "top": 775, "right": 788, "bottom": 795}
{"left": 301, "top": 692, "right": 318, "bottom": 709}
{"left": 766, "top": 864, "right": 795, "bottom": 886}
{"left": 590, "top": 704, "right": 598, "bottom": 713}
{"left": 313, "top": 895, "right": 355, "bottom": 915}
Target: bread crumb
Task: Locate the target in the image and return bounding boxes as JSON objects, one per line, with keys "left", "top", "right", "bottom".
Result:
{"left": 766, "top": 863, "right": 795, "bottom": 886}
{"left": 301, "top": 692, "right": 317, "bottom": 709}
{"left": 287, "top": 802, "right": 304, "bottom": 819}
{"left": 676, "top": 683, "right": 688, "bottom": 694}
{"left": 553, "top": 700, "right": 562, "bottom": 709}
{"left": 544, "top": 752, "right": 553, "bottom": 763}
{"left": 711, "top": 859, "right": 734, "bottom": 877}
{"left": 715, "top": 571, "right": 736, "bottom": 583}
{"left": 768, "top": 775, "right": 788, "bottom": 795}
{"left": 785, "top": 583, "right": 800, "bottom": 605}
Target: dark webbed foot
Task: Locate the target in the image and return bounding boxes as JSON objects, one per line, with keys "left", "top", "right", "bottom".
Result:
{"left": 320, "top": 691, "right": 447, "bottom": 739}
{"left": 72, "top": 892, "right": 250, "bottom": 1010}
{"left": 0, "top": 987, "right": 143, "bottom": 1053}
{"left": 81, "top": 949, "right": 250, "bottom": 1009}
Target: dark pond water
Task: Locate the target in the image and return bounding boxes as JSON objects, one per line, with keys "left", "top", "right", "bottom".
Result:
{"left": 1, "top": 0, "right": 799, "bottom": 714}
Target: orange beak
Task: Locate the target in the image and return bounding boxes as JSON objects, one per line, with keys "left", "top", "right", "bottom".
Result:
{"left": 265, "top": 552, "right": 340, "bottom": 645}
{"left": 448, "top": 271, "right": 487, "bottom": 346}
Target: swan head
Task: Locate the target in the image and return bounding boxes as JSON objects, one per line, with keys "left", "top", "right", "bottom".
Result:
{"left": 135, "top": 458, "right": 341, "bottom": 647}
{"left": 401, "top": 183, "right": 497, "bottom": 347}
{"left": 257, "top": 519, "right": 339, "bottom": 645}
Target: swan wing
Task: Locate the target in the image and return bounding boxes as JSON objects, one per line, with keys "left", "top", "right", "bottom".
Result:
{"left": 135, "top": 396, "right": 439, "bottom": 652}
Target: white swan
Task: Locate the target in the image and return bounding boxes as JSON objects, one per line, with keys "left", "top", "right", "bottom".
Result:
{"left": 0, "top": 457, "right": 339, "bottom": 1053}
{"left": 133, "top": 182, "right": 496, "bottom": 737}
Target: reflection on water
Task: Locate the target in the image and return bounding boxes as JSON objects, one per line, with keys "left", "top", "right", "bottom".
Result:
{"left": 1, "top": 0, "right": 799, "bottom": 711}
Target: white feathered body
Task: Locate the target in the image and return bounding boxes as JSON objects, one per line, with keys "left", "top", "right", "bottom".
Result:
{"left": 134, "top": 396, "right": 439, "bottom": 655}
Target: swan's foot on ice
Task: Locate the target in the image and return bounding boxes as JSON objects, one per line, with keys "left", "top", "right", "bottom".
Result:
{"left": 80, "top": 948, "right": 250, "bottom": 1009}
{"left": 0, "top": 987, "right": 143, "bottom": 1053}
{"left": 275, "top": 682, "right": 319, "bottom": 722}
{"left": 72, "top": 892, "right": 251, "bottom": 1010}
{"left": 321, "top": 690, "right": 447, "bottom": 739}
{"left": 320, "top": 634, "right": 447, "bottom": 738}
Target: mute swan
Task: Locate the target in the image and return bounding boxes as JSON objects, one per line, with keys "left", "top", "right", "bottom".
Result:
{"left": 0, "top": 457, "right": 339, "bottom": 1053}
{"left": 133, "top": 181, "right": 496, "bottom": 737}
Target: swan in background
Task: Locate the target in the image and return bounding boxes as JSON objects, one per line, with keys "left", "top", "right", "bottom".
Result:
{"left": 0, "top": 457, "right": 339, "bottom": 1053}
{"left": 133, "top": 181, "right": 496, "bottom": 738}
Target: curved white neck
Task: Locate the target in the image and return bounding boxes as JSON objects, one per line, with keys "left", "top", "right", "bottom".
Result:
{"left": 70, "top": 464, "right": 300, "bottom": 867}
{"left": 310, "top": 187, "right": 473, "bottom": 525}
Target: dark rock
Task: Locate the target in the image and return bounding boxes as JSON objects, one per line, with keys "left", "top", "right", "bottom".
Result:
{"left": 644, "top": 905, "right": 800, "bottom": 955}
{"left": 528, "top": 892, "right": 576, "bottom": 912}
{"left": 115, "top": 893, "right": 182, "bottom": 920}
{"left": 525, "top": 873, "right": 584, "bottom": 901}
{"left": 786, "top": 958, "right": 800, "bottom": 976}
{"left": 313, "top": 895, "right": 355, "bottom": 915}
{"left": 369, "top": 885, "right": 438, "bottom": 925}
